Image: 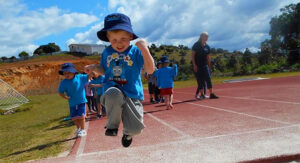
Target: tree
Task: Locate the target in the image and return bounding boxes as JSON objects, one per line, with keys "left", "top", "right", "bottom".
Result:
{"left": 268, "top": 3, "right": 300, "bottom": 64}
{"left": 33, "top": 43, "right": 61, "bottom": 55}
{"left": 243, "top": 48, "right": 252, "bottom": 65}
{"left": 18, "top": 51, "right": 29, "bottom": 58}
{"left": 179, "top": 56, "right": 186, "bottom": 65}
{"left": 258, "top": 40, "right": 273, "bottom": 64}
{"left": 1, "top": 56, "right": 8, "bottom": 61}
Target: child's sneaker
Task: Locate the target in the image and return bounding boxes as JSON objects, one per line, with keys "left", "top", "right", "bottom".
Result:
{"left": 121, "top": 134, "right": 132, "bottom": 147}
{"left": 200, "top": 94, "right": 206, "bottom": 99}
{"left": 105, "top": 128, "right": 118, "bottom": 136}
{"left": 97, "top": 114, "right": 103, "bottom": 119}
{"left": 77, "top": 130, "right": 87, "bottom": 137}
{"left": 150, "top": 98, "right": 156, "bottom": 104}
{"left": 210, "top": 93, "right": 219, "bottom": 99}
{"left": 195, "top": 95, "right": 201, "bottom": 100}
{"left": 76, "top": 128, "right": 81, "bottom": 135}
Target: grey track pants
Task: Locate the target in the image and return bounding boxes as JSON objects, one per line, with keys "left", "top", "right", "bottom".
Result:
{"left": 100, "top": 87, "right": 145, "bottom": 136}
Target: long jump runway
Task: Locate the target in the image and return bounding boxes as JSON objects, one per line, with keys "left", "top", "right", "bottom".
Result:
{"left": 37, "top": 76, "right": 300, "bottom": 163}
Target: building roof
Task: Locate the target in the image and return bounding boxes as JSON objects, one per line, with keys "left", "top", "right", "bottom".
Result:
{"left": 68, "top": 44, "right": 106, "bottom": 47}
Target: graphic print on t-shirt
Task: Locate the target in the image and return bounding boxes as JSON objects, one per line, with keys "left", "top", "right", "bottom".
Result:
{"left": 106, "top": 52, "right": 133, "bottom": 85}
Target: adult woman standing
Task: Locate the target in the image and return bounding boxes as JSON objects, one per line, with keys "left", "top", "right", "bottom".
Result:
{"left": 192, "top": 32, "right": 218, "bottom": 100}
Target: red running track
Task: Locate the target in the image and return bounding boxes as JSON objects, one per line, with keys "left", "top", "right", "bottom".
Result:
{"left": 34, "top": 76, "right": 300, "bottom": 163}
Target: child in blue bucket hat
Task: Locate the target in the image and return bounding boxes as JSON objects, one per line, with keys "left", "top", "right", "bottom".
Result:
{"left": 58, "top": 63, "right": 90, "bottom": 137}
{"left": 85, "top": 13, "right": 155, "bottom": 147}
{"left": 153, "top": 56, "right": 178, "bottom": 109}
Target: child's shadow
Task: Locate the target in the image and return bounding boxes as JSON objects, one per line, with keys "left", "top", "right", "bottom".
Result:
{"left": 155, "top": 99, "right": 197, "bottom": 108}
{"left": 46, "top": 117, "right": 74, "bottom": 131}
{"left": 3, "top": 137, "right": 76, "bottom": 158}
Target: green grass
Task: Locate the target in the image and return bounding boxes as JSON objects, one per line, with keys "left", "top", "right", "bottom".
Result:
{"left": 0, "top": 94, "right": 76, "bottom": 163}
{"left": 175, "top": 71, "right": 300, "bottom": 88}
{"left": 144, "top": 71, "right": 300, "bottom": 88}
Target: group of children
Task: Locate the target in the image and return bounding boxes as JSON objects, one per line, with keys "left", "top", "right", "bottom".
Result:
{"left": 58, "top": 13, "right": 154, "bottom": 148}
{"left": 57, "top": 12, "right": 214, "bottom": 148}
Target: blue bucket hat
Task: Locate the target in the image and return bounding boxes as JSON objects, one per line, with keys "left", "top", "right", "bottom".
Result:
{"left": 97, "top": 13, "right": 138, "bottom": 42}
{"left": 59, "top": 63, "right": 78, "bottom": 75}
{"left": 160, "top": 56, "right": 170, "bottom": 63}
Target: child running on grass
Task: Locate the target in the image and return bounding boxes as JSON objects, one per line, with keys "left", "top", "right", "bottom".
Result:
{"left": 58, "top": 63, "right": 90, "bottom": 137}
{"left": 85, "top": 13, "right": 154, "bottom": 147}
{"left": 153, "top": 56, "right": 178, "bottom": 109}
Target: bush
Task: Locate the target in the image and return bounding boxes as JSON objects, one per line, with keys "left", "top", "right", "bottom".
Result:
{"left": 254, "top": 64, "right": 279, "bottom": 74}
{"left": 290, "top": 63, "right": 300, "bottom": 71}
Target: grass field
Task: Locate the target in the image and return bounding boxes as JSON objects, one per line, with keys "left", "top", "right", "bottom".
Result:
{"left": 0, "top": 94, "right": 75, "bottom": 163}
{"left": 174, "top": 71, "right": 300, "bottom": 88}
{"left": 143, "top": 71, "right": 300, "bottom": 88}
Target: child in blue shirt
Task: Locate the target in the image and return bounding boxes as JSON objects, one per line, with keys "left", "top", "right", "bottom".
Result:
{"left": 153, "top": 56, "right": 178, "bottom": 109}
{"left": 58, "top": 63, "right": 89, "bottom": 137}
{"left": 85, "top": 13, "right": 154, "bottom": 147}
{"left": 89, "top": 72, "right": 105, "bottom": 118}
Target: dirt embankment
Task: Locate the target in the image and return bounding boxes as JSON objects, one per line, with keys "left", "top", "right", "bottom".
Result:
{"left": 0, "top": 56, "right": 99, "bottom": 95}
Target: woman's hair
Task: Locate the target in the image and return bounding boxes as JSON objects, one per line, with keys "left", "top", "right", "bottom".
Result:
{"left": 198, "top": 32, "right": 209, "bottom": 42}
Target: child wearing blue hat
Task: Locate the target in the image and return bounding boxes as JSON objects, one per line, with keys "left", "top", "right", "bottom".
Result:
{"left": 85, "top": 13, "right": 154, "bottom": 147}
{"left": 58, "top": 63, "right": 89, "bottom": 137}
{"left": 153, "top": 56, "right": 178, "bottom": 109}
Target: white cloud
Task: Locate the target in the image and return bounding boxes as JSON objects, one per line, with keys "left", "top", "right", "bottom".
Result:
{"left": 66, "top": 23, "right": 105, "bottom": 46}
{"left": 0, "top": 0, "right": 98, "bottom": 57}
{"left": 66, "top": 0, "right": 300, "bottom": 52}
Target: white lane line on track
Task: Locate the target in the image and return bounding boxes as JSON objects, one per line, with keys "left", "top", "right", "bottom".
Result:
{"left": 80, "top": 124, "right": 300, "bottom": 157}
{"left": 173, "top": 99, "right": 292, "bottom": 125}
{"left": 146, "top": 112, "right": 192, "bottom": 138}
{"left": 174, "top": 91, "right": 300, "bottom": 105}
{"left": 75, "top": 121, "right": 89, "bottom": 162}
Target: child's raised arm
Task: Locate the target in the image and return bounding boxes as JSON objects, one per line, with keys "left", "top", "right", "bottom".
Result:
{"left": 135, "top": 39, "right": 155, "bottom": 74}
{"left": 84, "top": 64, "right": 105, "bottom": 76}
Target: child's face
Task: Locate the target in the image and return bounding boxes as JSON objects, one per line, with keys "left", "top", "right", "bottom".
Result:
{"left": 162, "top": 63, "right": 169, "bottom": 67}
{"left": 107, "top": 30, "right": 133, "bottom": 53}
{"left": 63, "top": 71, "right": 75, "bottom": 79}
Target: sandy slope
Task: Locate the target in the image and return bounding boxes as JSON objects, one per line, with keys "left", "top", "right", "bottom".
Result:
{"left": 0, "top": 56, "right": 99, "bottom": 95}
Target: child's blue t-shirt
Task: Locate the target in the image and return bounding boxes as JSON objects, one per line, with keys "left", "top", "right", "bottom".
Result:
{"left": 100, "top": 45, "right": 144, "bottom": 100}
{"left": 90, "top": 75, "right": 105, "bottom": 96}
{"left": 58, "top": 74, "right": 88, "bottom": 107}
{"left": 153, "top": 65, "right": 178, "bottom": 89}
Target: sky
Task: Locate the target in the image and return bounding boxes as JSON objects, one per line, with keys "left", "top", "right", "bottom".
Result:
{"left": 0, "top": 0, "right": 299, "bottom": 57}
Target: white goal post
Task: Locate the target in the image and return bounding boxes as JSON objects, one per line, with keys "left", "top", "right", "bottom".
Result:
{"left": 0, "top": 78, "right": 29, "bottom": 110}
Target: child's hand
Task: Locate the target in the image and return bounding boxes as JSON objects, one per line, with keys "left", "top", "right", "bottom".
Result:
{"left": 135, "top": 39, "right": 148, "bottom": 50}
{"left": 88, "top": 84, "right": 96, "bottom": 88}
{"left": 84, "top": 65, "right": 94, "bottom": 74}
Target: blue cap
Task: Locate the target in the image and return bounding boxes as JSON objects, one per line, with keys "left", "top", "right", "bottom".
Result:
{"left": 97, "top": 13, "right": 138, "bottom": 42}
{"left": 59, "top": 63, "right": 78, "bottom": 75}
{"left": 160, "top": 56, "right": 170, "bottom": 63}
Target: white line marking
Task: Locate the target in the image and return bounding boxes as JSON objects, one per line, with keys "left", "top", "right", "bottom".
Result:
{"left": 173, "top": 99, "right": 292, "bottom": 125}
{"left": 220, "top": 95, "right": 300, "bottom": 105}
{"left": 80, "top": 124, "right": 300, "bottom": 157}
{"left": 174, "top": 91, "right": 300, "bottom": 105}
{"left": 146, "top": 113, "right": 191, "bottom": 138}
{"left": 75, "top": 121, "right": 89, "bottom": 162}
